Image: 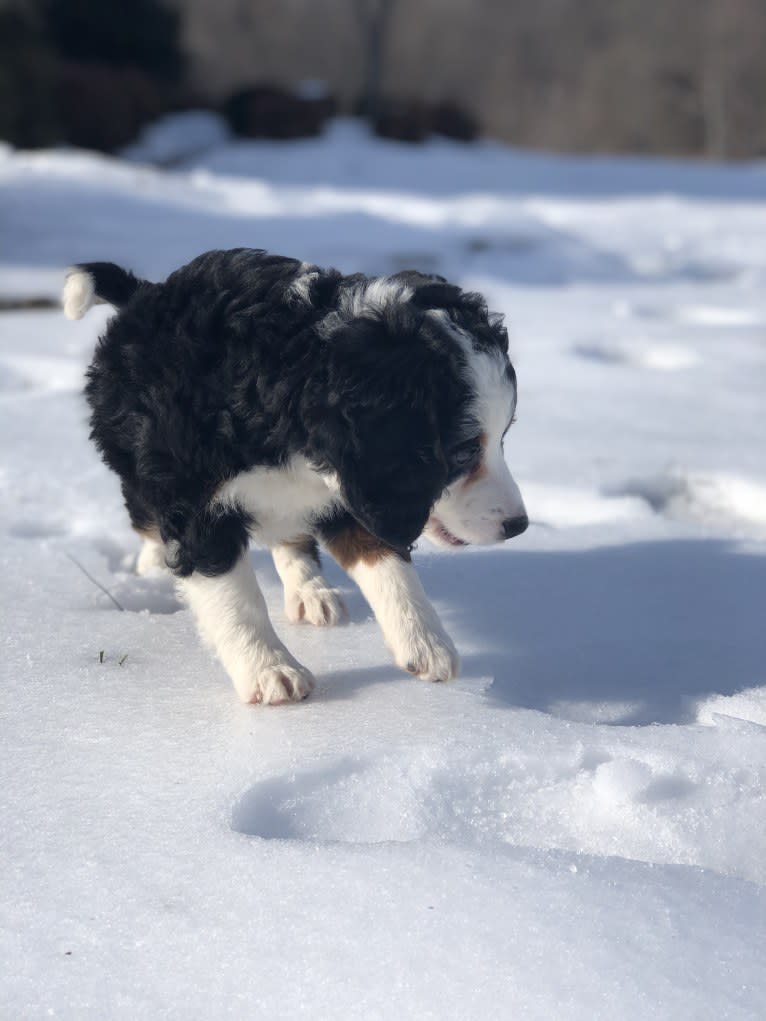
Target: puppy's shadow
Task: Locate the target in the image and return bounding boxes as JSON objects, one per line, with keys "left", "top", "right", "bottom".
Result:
{"left": 415, "top": 538, "right": 766, "bottom": 727}
{"left": 315, "top": 664, "right": 404, "bottom": 703}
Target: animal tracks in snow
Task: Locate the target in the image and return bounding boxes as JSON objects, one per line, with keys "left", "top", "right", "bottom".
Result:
{"left": 572, "top": 298, "right": 764, "bottom": 372}
{"left": 609, "top": 470, "right": 766, "bottom": 533}
{"left": 573, "top": 339, "right": 698, "bottom": 371}
{"left": 232, "top": 727, "right": 766, "bottom": 884}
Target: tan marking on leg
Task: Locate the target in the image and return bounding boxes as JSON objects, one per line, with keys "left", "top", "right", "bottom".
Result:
{"left": 324, "top": 522, "right": 408, "bottom": 570}
{"left": 135, "top": 525, "right": 161, "bottom": 542}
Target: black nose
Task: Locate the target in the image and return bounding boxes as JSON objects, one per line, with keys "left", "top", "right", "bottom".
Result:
{"left": 502, "top": 515, "right": 528, "bottom": 539}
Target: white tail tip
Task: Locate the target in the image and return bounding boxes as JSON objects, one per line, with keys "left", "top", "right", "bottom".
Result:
{"left": 62, "top": 269, "right": 96, "bottom": 320}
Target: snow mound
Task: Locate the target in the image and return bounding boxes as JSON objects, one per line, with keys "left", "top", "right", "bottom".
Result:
{"left": 612, "top": 471, "right": 766, "bottom": 532}
{"left": 696, "top": 687, "right": 766, "bottom": 728}
{"left": 232, "top": 729, "right": 766, "bottom": 885}
{"left": 122, "top": 110, "right": 231, "bottom": 166}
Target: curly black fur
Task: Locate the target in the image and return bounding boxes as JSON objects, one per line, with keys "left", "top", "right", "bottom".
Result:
{"left": 81, "top": 248, "right": 511, "bottom": 575}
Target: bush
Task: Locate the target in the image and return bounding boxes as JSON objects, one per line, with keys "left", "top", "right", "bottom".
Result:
{"left": 373, "top": 98, "right": 431, "bottom": 143}
{"left": 371, "top": 98, "right": 481, "bottom": 144}
{"left": 431, "top": 101, "right": 479, "bottom": 143}
{"left": 222, "top": 84, "right": 334, "bottom": 140}
{"left": 57, "top": 62, "right": 167, "bottom": 152}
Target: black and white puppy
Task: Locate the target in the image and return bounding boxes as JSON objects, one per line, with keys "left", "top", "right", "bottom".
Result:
{"left": 63, "top": 249, "right": 527, "bottom": 704}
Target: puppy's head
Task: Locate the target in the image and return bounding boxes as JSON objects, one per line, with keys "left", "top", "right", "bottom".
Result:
{"left": 309, "top": 275, "right": 526, "bottom": 551}
{"left": 417, "top": 286, "right": 527, "bottom": 548}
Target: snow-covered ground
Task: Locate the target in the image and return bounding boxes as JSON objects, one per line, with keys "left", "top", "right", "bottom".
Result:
{"left": 1, "top": 118, "right": 765, "bottom": 1019}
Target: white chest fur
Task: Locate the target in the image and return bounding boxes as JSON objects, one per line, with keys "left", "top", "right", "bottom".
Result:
{"left": 214, "top": 456, "right": 340, "bottom": 546}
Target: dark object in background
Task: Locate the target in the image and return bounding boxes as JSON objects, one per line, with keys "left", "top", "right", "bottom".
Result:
{"left": 43, "top": 0, "right": 183, "bottom": 81}
{"left": 0, "top": 0, "right": 183, "bottom": 151}
{"left": 222, "top": 84, "right": 335, "bottom": 139}
{"left": 0, "top": 5, "right": 60, "bottom": 147}
{"left": 45, "top": 0, "right": 184, "bottom": 151}
{"left": 58, "top": 63, "right": 166, "bottom": 153}
{"left": 373, "top": 97, "right": 432, "bottom": 143}
{"left": 431, "top": 100, "right": 479, "bottom": 143}
{"left": 372, "top": 97, "right": 481, "bottom": 144}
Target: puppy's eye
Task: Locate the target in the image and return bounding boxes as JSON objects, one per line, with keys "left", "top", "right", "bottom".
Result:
{"left": 452, "top": 441, "right": 481, "bottom": 468}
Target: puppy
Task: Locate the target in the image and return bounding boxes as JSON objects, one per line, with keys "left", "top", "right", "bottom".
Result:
{"left": 63, "top": 249, "right": 527, "bottom": 704}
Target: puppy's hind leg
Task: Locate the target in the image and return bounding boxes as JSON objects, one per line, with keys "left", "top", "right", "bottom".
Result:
{"left": 272, "top": 535, "right": 347, "bottom": 626}
{"left": 123, "top": 484, "right": 167, "bottom": 576}
{"left": 135, "top": 529, "right": 167, "bottom": 576}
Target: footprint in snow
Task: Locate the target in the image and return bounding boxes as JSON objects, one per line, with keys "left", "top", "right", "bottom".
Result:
{"left": 572, "top": 340, "right": 698, "bottom": 371}
{"left": 8, "top": 519, "right": 68, "bottom": 540}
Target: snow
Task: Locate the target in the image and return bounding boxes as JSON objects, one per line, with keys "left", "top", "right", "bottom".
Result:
{"left": 1, "top": 117, "right": 765, "bottom": 1019}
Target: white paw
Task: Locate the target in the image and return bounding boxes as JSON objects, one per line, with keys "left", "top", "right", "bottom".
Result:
{"left": 391, "top": 624, "right": 460, "bottom": 683}
{"left": 136, "top": 540, "right": 166, "bottom": 577}
{"left": 285, "top": 578, "right": 347, "bottom": 627}
{"left": 234, "top": 656, "right": 316, "bottom": 705}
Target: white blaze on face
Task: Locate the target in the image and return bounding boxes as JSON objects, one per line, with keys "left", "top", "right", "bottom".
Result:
{"left": 426, "top": 312, "right": 526, "bottom": 546}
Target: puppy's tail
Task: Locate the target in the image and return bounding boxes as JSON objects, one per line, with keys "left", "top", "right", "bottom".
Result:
{"left": 62, "top": 262, "right": 145, "bottom": 320}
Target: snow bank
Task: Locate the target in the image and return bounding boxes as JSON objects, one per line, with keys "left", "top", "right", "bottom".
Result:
{"left": 1, "top": 122, "right": 765, "bottom": 1018}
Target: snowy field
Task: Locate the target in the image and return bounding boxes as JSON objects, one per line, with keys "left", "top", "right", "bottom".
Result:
{"left": 1, "top": 116, "right": 765, "bottom": 1019}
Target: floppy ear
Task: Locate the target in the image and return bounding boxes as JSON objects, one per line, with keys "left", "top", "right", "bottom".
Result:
{"left": 413, "top": 281, "right": 510, "bottom": 354}
{"left": 410, "top": 281, "right": 464, "bottom": 311}
{"left": 306, "top": 310, "right": 449, "bottom": 551}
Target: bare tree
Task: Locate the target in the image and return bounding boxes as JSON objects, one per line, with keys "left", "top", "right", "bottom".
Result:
{"left": 354, "top": 0, "right": 398, "bottom": 118}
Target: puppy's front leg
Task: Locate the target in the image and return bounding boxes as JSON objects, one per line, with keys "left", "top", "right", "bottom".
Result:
{"left": 179, "top": 553, "right": 315, "bottom": 704}
{"left": 321, "top": 518, "right": 459, "bottom": 682}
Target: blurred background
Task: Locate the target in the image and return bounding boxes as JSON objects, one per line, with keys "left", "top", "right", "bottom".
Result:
{"left": 3, "top": 0, "right": 766, "bottom": 159}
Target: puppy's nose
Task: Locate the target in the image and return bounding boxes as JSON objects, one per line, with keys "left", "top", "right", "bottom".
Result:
{"left": 502, "top": 515, "right": 528, "bottom": 540}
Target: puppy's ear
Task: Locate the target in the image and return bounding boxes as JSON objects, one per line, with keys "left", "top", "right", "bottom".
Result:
{"left": 307, "top": 310, "right": 449, "bottom": 551}
{"left": 414, "top": 281, "right": 509, "bottom": 354}
{"left": 411, "top": 281, "right": 464, "bottom": 311}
